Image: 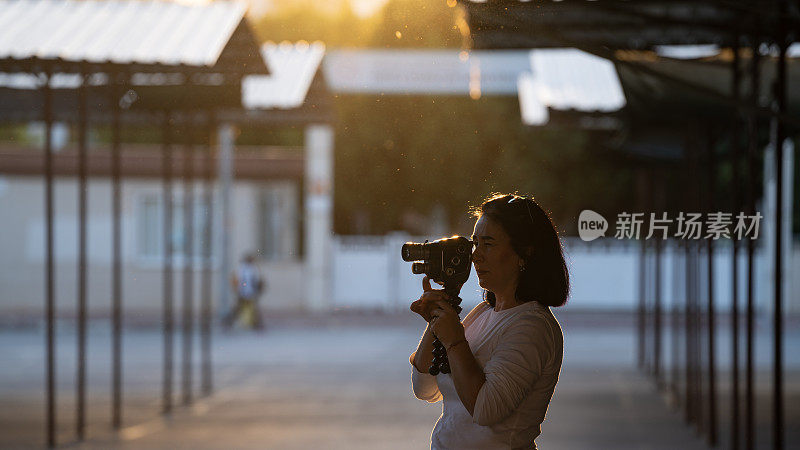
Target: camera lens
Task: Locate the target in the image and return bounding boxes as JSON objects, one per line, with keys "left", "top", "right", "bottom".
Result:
{"left": 401, "top": 242, "right": 429, "bottom": 261}
{"left": 411, "top": 262, "right": 429, "bottom": 274}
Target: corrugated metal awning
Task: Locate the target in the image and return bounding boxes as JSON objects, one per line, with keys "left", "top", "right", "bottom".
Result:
{"left": 323, "top": 49, "right": 530, "bottom": 96}
{"left": 517, "top": 49, "right": 626, "bottom": 126}
{"left": 0, "top": 0, "right": 267, "bottom": 74}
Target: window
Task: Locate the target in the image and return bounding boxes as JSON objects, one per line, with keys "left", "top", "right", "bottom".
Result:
{"left": 138, "top": 193, "right": 211, "bottom": 263}
{"left": 257, "top": 184, "right": 298, "bottom": 261}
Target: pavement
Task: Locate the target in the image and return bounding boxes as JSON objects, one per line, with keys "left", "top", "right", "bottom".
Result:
{"left": 0, "top": 311, "right": 798, "bottom": 449}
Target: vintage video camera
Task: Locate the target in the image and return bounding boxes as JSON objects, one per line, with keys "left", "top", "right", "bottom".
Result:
{"left": 402, "top": 236, "right": 473, "bottom": 375}
{"left": 401, "top": 236, "right": 472, "bottom": 296}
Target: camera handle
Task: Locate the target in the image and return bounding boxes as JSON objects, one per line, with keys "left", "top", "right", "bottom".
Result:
{"left": 428, "top": 287, "right": 463, "bottom": 376}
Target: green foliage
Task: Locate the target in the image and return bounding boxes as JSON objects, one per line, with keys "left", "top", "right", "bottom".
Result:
{"left": 333, "top": 94, "right": 634, "bottom": 235}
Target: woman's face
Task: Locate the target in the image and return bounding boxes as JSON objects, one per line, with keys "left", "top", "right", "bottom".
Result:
{"left": 471, "top": 215, "right": 522, "bottom": 295}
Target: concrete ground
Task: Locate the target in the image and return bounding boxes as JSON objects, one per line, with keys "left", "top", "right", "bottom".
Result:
{"left": 1, "top": 311, "right": 798, "bottom": 449}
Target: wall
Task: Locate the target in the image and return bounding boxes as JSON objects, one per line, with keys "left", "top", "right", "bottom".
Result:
{"left": 330, "top": 234, "right": 793, "bottom": 314}
{"left": 0, "top": 175, "right": 304, "bottom": 317}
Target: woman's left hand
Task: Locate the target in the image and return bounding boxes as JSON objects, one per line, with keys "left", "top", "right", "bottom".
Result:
{"left": 429, "top": 299, "right": 465, "bottom": 347}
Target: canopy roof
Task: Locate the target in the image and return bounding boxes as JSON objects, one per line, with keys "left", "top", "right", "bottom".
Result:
{"left": 518, "top": 48, "right": 626, "bottom": 126}
{"left": 457, "top": 0, "right": 799, "bottom": 50}
{"left": 0, "top": 0, "right": 268, "bottom": 74}
{"left": 243, "top": 41, "right": 326, "bottom": 110}
{"left": 0, "top": 39, "right": 333, "bottom": 124}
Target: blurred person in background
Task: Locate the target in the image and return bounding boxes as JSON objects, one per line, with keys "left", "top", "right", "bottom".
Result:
{"left": 225, "top": 253, "right": 266, "bottom": 330}
{"left": 410, "top": 194, "right": 569, "bottom": 450}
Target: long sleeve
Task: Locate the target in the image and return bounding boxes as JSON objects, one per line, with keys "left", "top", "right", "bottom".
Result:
{"left": 410, "top": 355, "right": 442, "bottom": 403}
{"left": 472, "top": 313, "right": 554, "bottom": 426}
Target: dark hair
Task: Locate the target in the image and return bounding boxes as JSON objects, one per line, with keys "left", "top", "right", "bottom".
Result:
{"left": 472, "top": 193, "right": 569, "bottom": 308}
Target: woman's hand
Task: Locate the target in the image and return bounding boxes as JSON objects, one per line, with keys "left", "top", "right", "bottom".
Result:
{"left": 429, "top": 298, "right": 465, "bottom": 347}
{"left": 410, "top": 276, "right": 465, "bottom": 345}
{"left": 410, "top": 276, "right": 449, "bottom": 322}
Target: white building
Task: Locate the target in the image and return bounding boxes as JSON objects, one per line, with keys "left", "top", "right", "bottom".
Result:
{"left": 0, "top": 41, "right": 334, "bottom": 317}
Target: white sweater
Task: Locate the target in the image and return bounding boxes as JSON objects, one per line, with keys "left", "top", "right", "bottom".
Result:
{"left": 411, "top": 300, "right": 563, "bottom": 450}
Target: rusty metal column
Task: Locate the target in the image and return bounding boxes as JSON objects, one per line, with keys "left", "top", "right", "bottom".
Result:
{"left": 111, "top": 72, "right": 124, "bottom": 429}
{"left": 76, "top": 68, "right": 89, "bottom": 440}
{"left": 162, "top": 111, "right": 174, "bottom": 414}
{"left": 201, "top": 112, "right": 215, "bottom": 396}
{"left": 42, "top": 68, "right": 56, "bottom": 449}
{"left": 730, "top": 39, "right": 742, "bottom": 450}
{"left": 182, "top": 115, "right": 195, "bottom": 406}
{"left": 770, "top": 7, "right": 787, "bottom": 447}
{"left": 705, "top": 126, "right": 717, "bottom": 446}
{"left": 745, "top": 36, "right": 761, "bottom": 450}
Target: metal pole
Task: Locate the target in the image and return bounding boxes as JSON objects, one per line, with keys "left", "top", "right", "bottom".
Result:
{"left": 685, "top": 237, "right": 694, "bottom": 424}
{"left": 646, "top": 169, "right": 655, "bottom": 379}
{"left": 654, "top": 172, "right": 662, "bottom": 388}
{"left": 638, "top": 168, "right": 648, "bottom": 372}
{"left": 218, "top": 124, "right": 234, "bottom": 319}
{"left": 638, "top": 235, "right": 646, "bottom": 370}
{"left": 771, "top": 8, "right": 787, "bottom": 448}
{"left": 162, "top": 111, "right": 174, "bottom": 414}
{"left": 671, "top": 238, "right": 681, "bottom": 406}
{"left": 694, "top": 239, "right": 703, "bottom": 434}
{"left": 730, "top": 38, "right": 742, "bottom": 450}
{"left": 76, "top": 68, "right": 88, "bottom": 440}
{"left": 111, "top": 72, "right": 124, "bottom": 430}
{"left": 683, "top": 125, "right": 696, "bottom": 426}
{"left": 745, "top": 36, "right": 760, "bottom": 450}
{"left": 692, "top": 130, "right": 703, "bottom": 435}
{"left": 182, "top": 116, "right": 195, "bottom": 406}
{"left": 706, "top": 126, "right": 717, "bottom": 446}
{"left": 201, "top": 112, "right": 215, "bottom": 396}
{"left": 43, "top": 68, "right": 56, "bottom": 449}
{"left": 655, "top": 234, "right": 662, "bottom": 387}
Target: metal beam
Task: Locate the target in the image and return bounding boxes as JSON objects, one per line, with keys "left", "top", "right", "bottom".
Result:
{"left": 463, "top": 8, "right": 800, "bottom": 129}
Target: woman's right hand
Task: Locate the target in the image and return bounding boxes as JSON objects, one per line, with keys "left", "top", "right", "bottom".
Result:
{"left": 410, "top": 276, "right": 450, "bottom": 322}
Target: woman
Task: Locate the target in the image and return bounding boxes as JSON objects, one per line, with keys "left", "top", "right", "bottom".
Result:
{"left": 410, "top": 194, "right": 569, "bottom": 450}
